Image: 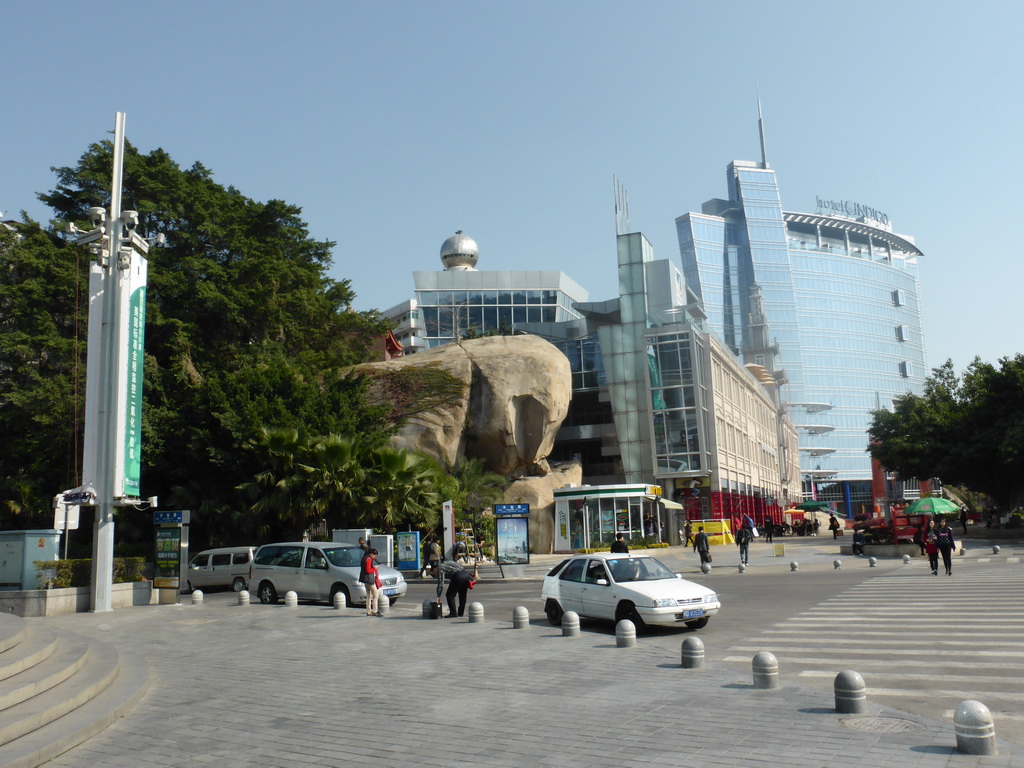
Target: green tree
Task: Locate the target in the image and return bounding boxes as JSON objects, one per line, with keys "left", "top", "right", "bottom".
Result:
{"left": 359, "top": 448, "right": 441, "bottom": 533}
{"left": 1, "top": 140, "right": 392, "bottom": 543}
{"left": 0, "top": 220, "right": 85, "bottom": 528}
{"left": 869, "top": 356, "right": 1024, "bottom": 508}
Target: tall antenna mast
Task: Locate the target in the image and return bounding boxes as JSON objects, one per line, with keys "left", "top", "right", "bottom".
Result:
{"left": 757, "top": 85, "right": 770, "bottom": 169}
{"left": 613, "top": 176, "right": 631, "bottom": 236}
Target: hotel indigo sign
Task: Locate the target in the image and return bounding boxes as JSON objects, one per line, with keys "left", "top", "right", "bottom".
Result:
{"left": 815, "top": 196, "right": 888, "bottom": 226}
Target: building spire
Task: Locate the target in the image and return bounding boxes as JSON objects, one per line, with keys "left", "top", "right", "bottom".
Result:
{"left": 757, "top": 86, "right": 770, "bottom": 169}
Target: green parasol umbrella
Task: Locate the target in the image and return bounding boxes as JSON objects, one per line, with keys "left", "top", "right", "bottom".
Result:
{"left": 903, "top": 497, "right": 960, "bottom": 515}
{"left": 795, "top": 500, "right": 831, "bottom": 511}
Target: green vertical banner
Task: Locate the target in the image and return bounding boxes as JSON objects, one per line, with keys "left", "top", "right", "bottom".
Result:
{"left": 123, "top": 264, "right": 147, "bottom": 497}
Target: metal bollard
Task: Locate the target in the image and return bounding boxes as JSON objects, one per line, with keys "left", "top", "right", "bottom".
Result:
{"left": 191, "top": 590, "right": 204, "bottom": 605}
{"left": 616, "top": 619, "right": 636, "bottom": 648}
{"left": 512, "top": 606, "right": 530, "bottom": 629}
{"left": 378, "top": 596, "right": 390, "bottom": 615}
{"left": 680, "top": 637, "right": 705, "bottom": 669}
{"left": 868, "top": 557, "right": 877, "bottom": 567}
{"left": 993, "top": 545, "right": 1000, "bottom": 555}
{"left": 700, "top": 562, "right": 711, "bottom": 574}
{"left": 789, "top": 561, "right": 799, "bottom": 572}
{"left": 834, "top": 670, "right": 866, "bottom": 714}
{"left": 954, "top": 700, "right": 997, "bottom": 755}
{"left": 833, "top": 559, "right": 842, "bottom": 570}
{"left": 752, "top": 651, "right": 779, "bottom": 689}
{"left": 902, "top": 554, "right": 911, "bottom": 564}
{"left": 738, "top": 563, "right": 746, "bottom": 573}
{"left": 561, "top": 611, "right": 580, "bottom": 637}
{"left": 284, "top": 590, "right": 298, "bottom": 608}
{"left": 238, "top": 590, "right": 250, "bottom": 606}
{"left": 467, "top": 602, "right": 484, "bottom": 623}
{"left": 333, "top": 591, "right": 347, "bottom": 610}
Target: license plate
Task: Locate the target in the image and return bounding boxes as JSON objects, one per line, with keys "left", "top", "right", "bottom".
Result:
{"left": 383, "top": 588, "right": 397, "bottom": 596}
{"left": 682, "top": 608, "right": 704, "bottom": 619}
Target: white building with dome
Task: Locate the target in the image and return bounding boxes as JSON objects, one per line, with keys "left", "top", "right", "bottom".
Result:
{"left": 383, "top": 230, "right": 589, "bottom": 352}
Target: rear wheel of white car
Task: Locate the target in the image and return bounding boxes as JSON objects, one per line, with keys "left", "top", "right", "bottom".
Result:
{"left": 258, "top": 581, "right": 278, "bottom": 604}
{"left": 685, "top": 617, "right": 709, "bottom": 629}
{"left": 545, "top": 599, "right": 564, "bottom": 626}
{"left": 616, "top": 601, "right": 646, "bottom": 630}
{"left": 232, "top": 577, "right": 246, "bottom": 592}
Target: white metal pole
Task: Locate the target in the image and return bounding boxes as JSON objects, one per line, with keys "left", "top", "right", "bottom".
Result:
{"left": 90, "top": 112, "right": 127, "bottom": 612}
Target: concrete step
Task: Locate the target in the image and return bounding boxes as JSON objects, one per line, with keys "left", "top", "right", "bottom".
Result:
{"left": 0, "top": 633, "right": 89, "bottom": 713}
{"left": 0, "top": 615, "right": 26, "bottom": 654}
{"left": 0, "top": 651, "right": 149, "bottom": 768}
{"left": 0, "top": 625, "right": 58, "bottom": 683}
{"left": 0, "top": 636, "right": 118, "bottom": 748}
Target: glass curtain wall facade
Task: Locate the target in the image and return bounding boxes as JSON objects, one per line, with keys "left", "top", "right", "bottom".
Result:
{"left": 413, "top": 271, "right": 587, "bottom": 348}
{"left": 676, "top": 161, "right": 927, "bottom": 516}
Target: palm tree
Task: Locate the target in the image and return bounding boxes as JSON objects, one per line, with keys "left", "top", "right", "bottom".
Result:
{"left": 238, "top": 426, "right": 316, "bottom": 538}
{"left": 304, "top": 433, "right": 365, "bottom": 530}
{"left": 360, "top": 448, "right": 441, "bottom": 533}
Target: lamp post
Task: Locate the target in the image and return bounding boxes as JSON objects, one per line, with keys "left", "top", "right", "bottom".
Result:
{"left": 67, "top": 113, "right": 153, "bottom": 612}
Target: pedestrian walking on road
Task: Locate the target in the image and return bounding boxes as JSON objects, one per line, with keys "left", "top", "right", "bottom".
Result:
{"left": 764, "top": 517, "right": 773, "bottom": 543}
{"left": 959, "top": 507, "right": 969, "bottom": 536}
{"left": 935, "top": 518, "right": 956, "bottom": 575}
{"left": 736, "top": 523, "right": 752, "bottom": 565}
{"left": 360, "top": 549, "right": 382, "bottom": 616}
{"left": 694, "top": 526, "right": 711, "bottom": 567}
{"left": 828, "top": 514, "right": 840, "bottom": 539}
{"left": 923, "top": 519, "right": 939, "bottom": 575}
{"left": 684, "top": 520, "right": 693, "bottom": 547}
{"left": 610, "top": 532, "right": 629, "bottom": 553}
{"left": 914, "top": 521, "right": 927, "bottom": 556}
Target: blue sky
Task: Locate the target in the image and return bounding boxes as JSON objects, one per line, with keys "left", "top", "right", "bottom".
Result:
{"left": 3, "top": 1, "right": 1020, "bottom": 373}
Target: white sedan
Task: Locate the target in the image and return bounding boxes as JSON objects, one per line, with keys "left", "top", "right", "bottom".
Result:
{"left": 541, "top": 552, "right": 720, "bottom": 630}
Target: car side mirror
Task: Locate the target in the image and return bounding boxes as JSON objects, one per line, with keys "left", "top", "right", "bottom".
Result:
{"left": 675, "top": 573, "right": 684, "bottom": 579}
{"left": 596, "top": 578, "right": 609, "bottom": 586}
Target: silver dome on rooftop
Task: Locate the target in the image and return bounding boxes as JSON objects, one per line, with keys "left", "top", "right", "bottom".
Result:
{"left": 440, "top": 230, "right": 479, "bottom": 271}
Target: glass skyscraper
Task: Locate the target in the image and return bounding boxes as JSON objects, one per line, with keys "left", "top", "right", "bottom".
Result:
{"left": 676, "top": 161, "right": 927, "bottom": 516}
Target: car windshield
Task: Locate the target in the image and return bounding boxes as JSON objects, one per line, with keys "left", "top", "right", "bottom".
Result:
{"left": 323, "top": 546, "right": 363, "bottom": 568}
{"left": 607, "top": 557, "right": 676, "bottom": 583}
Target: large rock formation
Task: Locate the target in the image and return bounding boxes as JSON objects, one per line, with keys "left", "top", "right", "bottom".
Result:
{"left": 504, "top": 461, "right": 583, "bottom": 554}
{"left": 358, "top": 335, "right": 571, "bottom": 476}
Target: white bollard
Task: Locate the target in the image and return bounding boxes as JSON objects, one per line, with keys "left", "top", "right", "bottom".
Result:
{"left": 833, "top": 559, "right": 842, "bottom": 570}
{"left": 616, "top": 619, "right": 636, "bottom": 648}
{"left": 238, "top": 590, "right": 250, "bottom": 606}
{"left": 191, "top": 589, "right": 204, "bottom": 605}
{"left": 467, "top": 602, "right": 484, "bottom": 623}
{"left": 284, "top": 590, "right": 298, "bottom": 608}
{"left": 333, "top": 591, "right": 347, "bottom": 610}
{"left": 377, "top": 595, "right": 390, "bottom": 615}
{"left": 954, "top": 700, "right": 997, "bottom": 755}
{"left": 752, "top": 651, "right": 779, "bottom": 689}
{"left": 512, "top": 606, "right": 529, "bottom": 629}
{"left": 902, "top": 554, "right": 911, "bottom": 564}
{"left": 680, "top": 637, "right": 704, "bottom": 669}
{"left": 868, "top": 557, "right": 877, "bottom": 567}
{"left": 992, "top": 545, "right": 1000, "bottom": 555}
{"left": 789, "top": 561, "right": 799, "bottom": 572}
{"left": 561, "top": 611, "right": 580, "bottom": 637}
{"left": 834, "top": 670, "right": 866, "bottom": 714}
{"left": 700, "top": 561, "right": 711, "bottom": 574}
{"left": 738, "top": 563, "right": 746, "bottom": 573}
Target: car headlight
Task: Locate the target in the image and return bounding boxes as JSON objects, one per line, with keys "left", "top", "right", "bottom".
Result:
{"left": 396, "top": 574, "right": 405, "bottom": 583}
{"left": 704, "top": 593, "right": 718, "bottom": 603}
{"left": 652, "top": 598, "right": 678, "bottom": 608}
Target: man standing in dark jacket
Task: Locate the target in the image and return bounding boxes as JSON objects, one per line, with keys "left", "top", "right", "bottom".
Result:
{"left": 433, "top": 560, "right": 477, "bottom": 617}
{"left": 610, "top": 533, "right": 629, "bottom": 553}
{"left": 693, "top": 526, "right": 711, "bottom": 566}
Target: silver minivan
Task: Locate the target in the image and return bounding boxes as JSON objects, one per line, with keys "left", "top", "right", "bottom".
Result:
{"left": 187, "top": 546, "right": 255, "bottom": 592}
{"left": 249, "top": 542, "right": 408, "bottom": 607}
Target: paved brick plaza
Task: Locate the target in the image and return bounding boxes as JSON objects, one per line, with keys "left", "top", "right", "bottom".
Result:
{"left": 35, "top": 578, "right": 1021, "bottom": 768}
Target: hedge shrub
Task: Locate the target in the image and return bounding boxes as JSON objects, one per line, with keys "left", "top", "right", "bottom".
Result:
{"left": 33, "top": 558, "right": 146, "bottom": 589}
